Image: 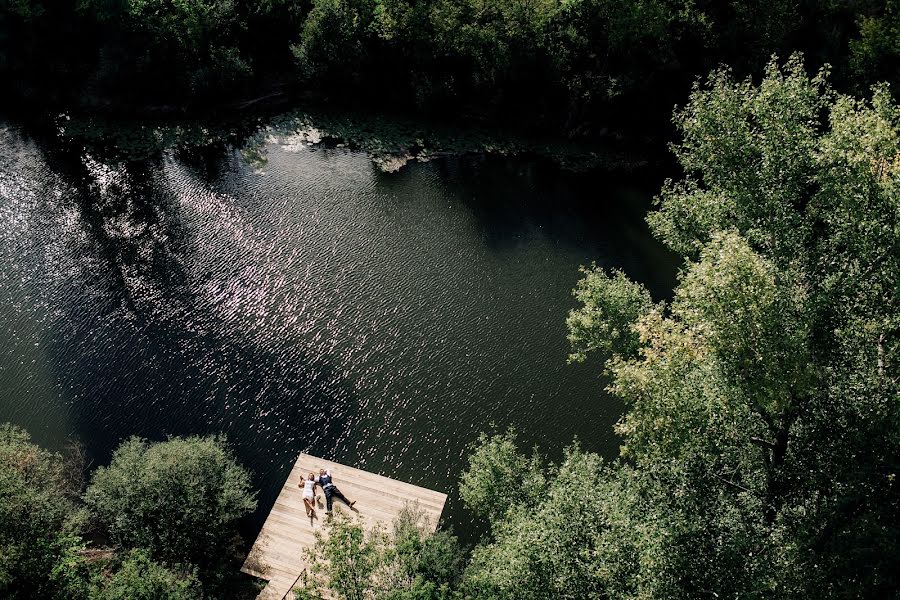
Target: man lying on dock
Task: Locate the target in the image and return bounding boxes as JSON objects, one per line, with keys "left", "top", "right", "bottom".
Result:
{"left": 316, "top": 468, "right": 356, "bottom": 514}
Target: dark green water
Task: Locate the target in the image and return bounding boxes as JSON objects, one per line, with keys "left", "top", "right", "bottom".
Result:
{"left": 0, "top": 118, "right": 677, "bottom": 541}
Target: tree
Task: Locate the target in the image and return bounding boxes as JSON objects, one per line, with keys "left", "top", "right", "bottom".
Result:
{"left": 0, "top": 424, "right": 86, "bottom": 600}
{"left": 78, "top": 0, "right": 252, "bottom": 96}
{"left": 563, "top": 54, "right": 899, "bottom": 598}
{"left": 458, "top": 429, "right": 545, "bottom": 526}
{"left": 83, "top": 435, "right": 256, "bottom": 585}
{"left": 291, "top": 0, "right": 374, "bottom": 85}
{"left": 89, "top": 549, "right": 201, "bottom": 600}
{"left": 567, "top": 267, "right": 657, "bottom": 363}
{"left": 296, "top": 505, "right": 464, "bottom": 600}
{"left": 461, "top": 439, "right": 612, "bottom": 600}
{"left": 850, "top": 0, "right": 900, "bottom": 94}
{"left": 389, "top": 506, "right": 464, "bottom": 596}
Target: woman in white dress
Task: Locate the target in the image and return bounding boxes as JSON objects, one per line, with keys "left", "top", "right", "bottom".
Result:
{"left": 299, "top": 472, "right": 318, "bottom": 517}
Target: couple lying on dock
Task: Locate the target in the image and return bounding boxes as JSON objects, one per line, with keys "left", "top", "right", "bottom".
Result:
{"left": 299, "top": 468, "right": 357, "bottom": 518}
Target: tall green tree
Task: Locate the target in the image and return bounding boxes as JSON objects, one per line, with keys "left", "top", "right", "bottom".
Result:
{"left": 461, "top": 433, "right": 612, "bottom": 600}
{"left": 291, "top": 0, "right": 375, "bottom": 85}
{"left": 0, "top": 424, "right": 85, "bottom": 599}
{"left": 83, "top": 435, "right": 256, "bottom": 586}
{"left": 459, "top": 53, "right": 900, "bottom": 600}
{"left": 561, "top": 54, "right": 900, "bottom": 598}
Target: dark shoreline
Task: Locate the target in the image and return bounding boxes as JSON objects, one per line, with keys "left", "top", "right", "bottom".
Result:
{"left": 2, "top": 96, "right": 673, "bottom": 177}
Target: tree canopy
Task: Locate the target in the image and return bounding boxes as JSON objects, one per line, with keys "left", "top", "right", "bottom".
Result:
{"left": 296, "top": 505, "right": 464, "bottom": 600}
{"left": 0, "top": 424, "right": 83, "bottom": 599}
{"left": 0, "top": 426, "right": 234, "bottom": 599}
{"left": 89, "top": 549, "right": 202, "bottom": 600}
{"left": 560, "top": 54, "right": 900, "bottom": 598}
{"left": 3, "top": 0, "right": 900, "bottom": 136}
{"left": 84, "top": 435, "right": 256, "bottom": 583}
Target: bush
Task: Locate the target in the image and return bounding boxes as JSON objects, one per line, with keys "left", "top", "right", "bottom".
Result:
{"left": 89, "top": 549, "right": 201, "bottom": 600}
{"left": 0, "top": 423, "right": 85, "bottom": 599}
{"left": 462, "top": 443, "right": 611, "bottom": 600}
{"left": 297, "top": 505, "right": 464, "bottom": 600}
{"left": 84, "top": 435, "right": 256, "bottom": 583}
{"left": 458, "top": 429, "right": 545, "bottom": 527}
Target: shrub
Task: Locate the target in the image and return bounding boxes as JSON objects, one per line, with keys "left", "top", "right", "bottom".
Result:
{"left": 297, "top": 505, "right": 464, "bottom": 600}
{"left": 84, "top": 435, "right": 256, "bottom": 583}
{"left": 90, "top": 549, "right": 201, "bottom": 600}
{"left": 0, "top": 423, "right": 85, "bottom": 599}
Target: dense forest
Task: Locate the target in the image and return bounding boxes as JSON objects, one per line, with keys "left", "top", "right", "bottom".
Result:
{"left": 1, "top": 1, "right": 899, "bottom": 599}
{"left": 2, "top": 0, "right": 900, "bottom": 136}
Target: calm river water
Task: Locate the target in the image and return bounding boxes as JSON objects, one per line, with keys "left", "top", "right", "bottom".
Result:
{"left": 0, "top": 118, "right": 677, "bottom": 540}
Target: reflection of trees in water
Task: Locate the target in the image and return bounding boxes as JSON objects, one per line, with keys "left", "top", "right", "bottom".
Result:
{"left": 28, "top": 129, "right": 195, "bottom": 323}
{"left": 19, "top": 116, "right": 266, "bottom": 324}
{"left": 84, "top": 157, "right": 191, "bottom": 297}
{"left": 174, "top": 141, "right": 232, "bottom": 180}
{"left": 19, "top": 127, "right": 362, "bottom": 529}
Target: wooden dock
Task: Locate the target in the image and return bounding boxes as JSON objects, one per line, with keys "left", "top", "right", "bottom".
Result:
{"left": 241, "top": 454, "right": 448, "bottom": 600}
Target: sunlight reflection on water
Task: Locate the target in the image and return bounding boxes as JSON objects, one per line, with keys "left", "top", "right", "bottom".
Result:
{"left": 0, "top": 121, "right": 677, "bottom": 539}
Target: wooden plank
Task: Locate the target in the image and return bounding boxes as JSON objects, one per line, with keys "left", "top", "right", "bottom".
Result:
{"left": 283, "top": 473, "right": 446, "bottom": 510}
{"left": 286, "top": 467, "right": 440, "bottom": 499}
{"left": 291, "top": 455, "right": 445, "bottom": 493}
{"left": 289, "top": 461, "right": 447, "bottom": 503}
{"left": 256, "top": 573, "right": 300, "bottom": 600}
{"left": 242, "top": 453, "right": 448, "bottom": 599}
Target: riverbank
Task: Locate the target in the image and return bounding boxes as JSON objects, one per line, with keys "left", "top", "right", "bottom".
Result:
{"left": 26, "top": 102, "right": 663, "bottom": 177}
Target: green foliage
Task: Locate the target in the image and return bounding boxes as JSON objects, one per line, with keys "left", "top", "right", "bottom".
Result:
{"left": 458, "top": 429, "right": 545, "bottom": 526}
{"left": 463, "top": 445, "right": 610, "bottom": 600}
{"left": 567, "top": 266, "right": 656, "bottom": 363}
{"left": 79, "top": 0, "right": 251, "bottom": 93}
{"left": 388, "top": 506, "right": 464, "bottom": 597}
{"left": 0, "top": 0, "right": 43, "bottom": 19}
{"left": 304, "top": 511, "right": 380, "bottom": 600}
{"left": 3, "top": 0, "right": 900, "bottom": 134}
{"left": 850, "top": 0, "right": 900, "bottom": 93}
{"left": 0, "top": 424, "right": 85, "bottom": 600}
{"left": 292, "top": 0, "right": 373, "bottom": 83}
{"left": 90, "top": 549, "right": 201, "bottom": 600}
{"left": 545, "top": 0, "right": 702, "bottom": 113}
{"left": 0, "top": 427, "right": 258, "bottom": 597}
{"left": 566, "top": 55, "right": 900, "bottom": 598}
{"left": 287, "top": 0, "right": 707, "bottom": 128}
{"left": 649, "top": 54, "right": 829, "bottom": 260}
{"left": 83, "top": 435, "right": 256, "bottom": 582}
{"left": 297, "top": 505, "right": 463, "bottom": 600}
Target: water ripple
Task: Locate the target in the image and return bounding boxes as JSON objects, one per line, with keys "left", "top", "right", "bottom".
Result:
{"left": 0, "top": 119, "right": 677, "bottom": 540}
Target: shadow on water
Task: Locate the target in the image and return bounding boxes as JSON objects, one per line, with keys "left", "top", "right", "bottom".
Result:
{"left": 22, "top": 126, "right": 191, "bottom": 316}
{"left": 419, "top": 154, "right": 679, "bottom": 299}
{"left": 12, "top": 127, "right": 363, "bottom": 539}
{"left": 1, "top": 114, "right": 681, "bottom": 547}
{"left": 175, "top": 141, "right": 234, "bottom": 181}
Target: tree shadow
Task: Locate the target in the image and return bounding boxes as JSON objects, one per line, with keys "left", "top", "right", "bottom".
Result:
{"left": 7, "top": 123, "right": 364, "bottom": 547}
{"left": 19, "top": 124, "right": 193, "bottom": 324}
{"left": 380, "top": 153, "right": 680, "bottom": 299}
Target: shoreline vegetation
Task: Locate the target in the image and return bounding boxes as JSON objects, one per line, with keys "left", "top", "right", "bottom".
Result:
{"left": 3, "top": 1, "right": 899, "bottom": 142}
{"left": 0, "top": 424, "right": 261, "bottom": 599}
{"left": 48, "top": 106, "right": 651, "bottom": 172}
